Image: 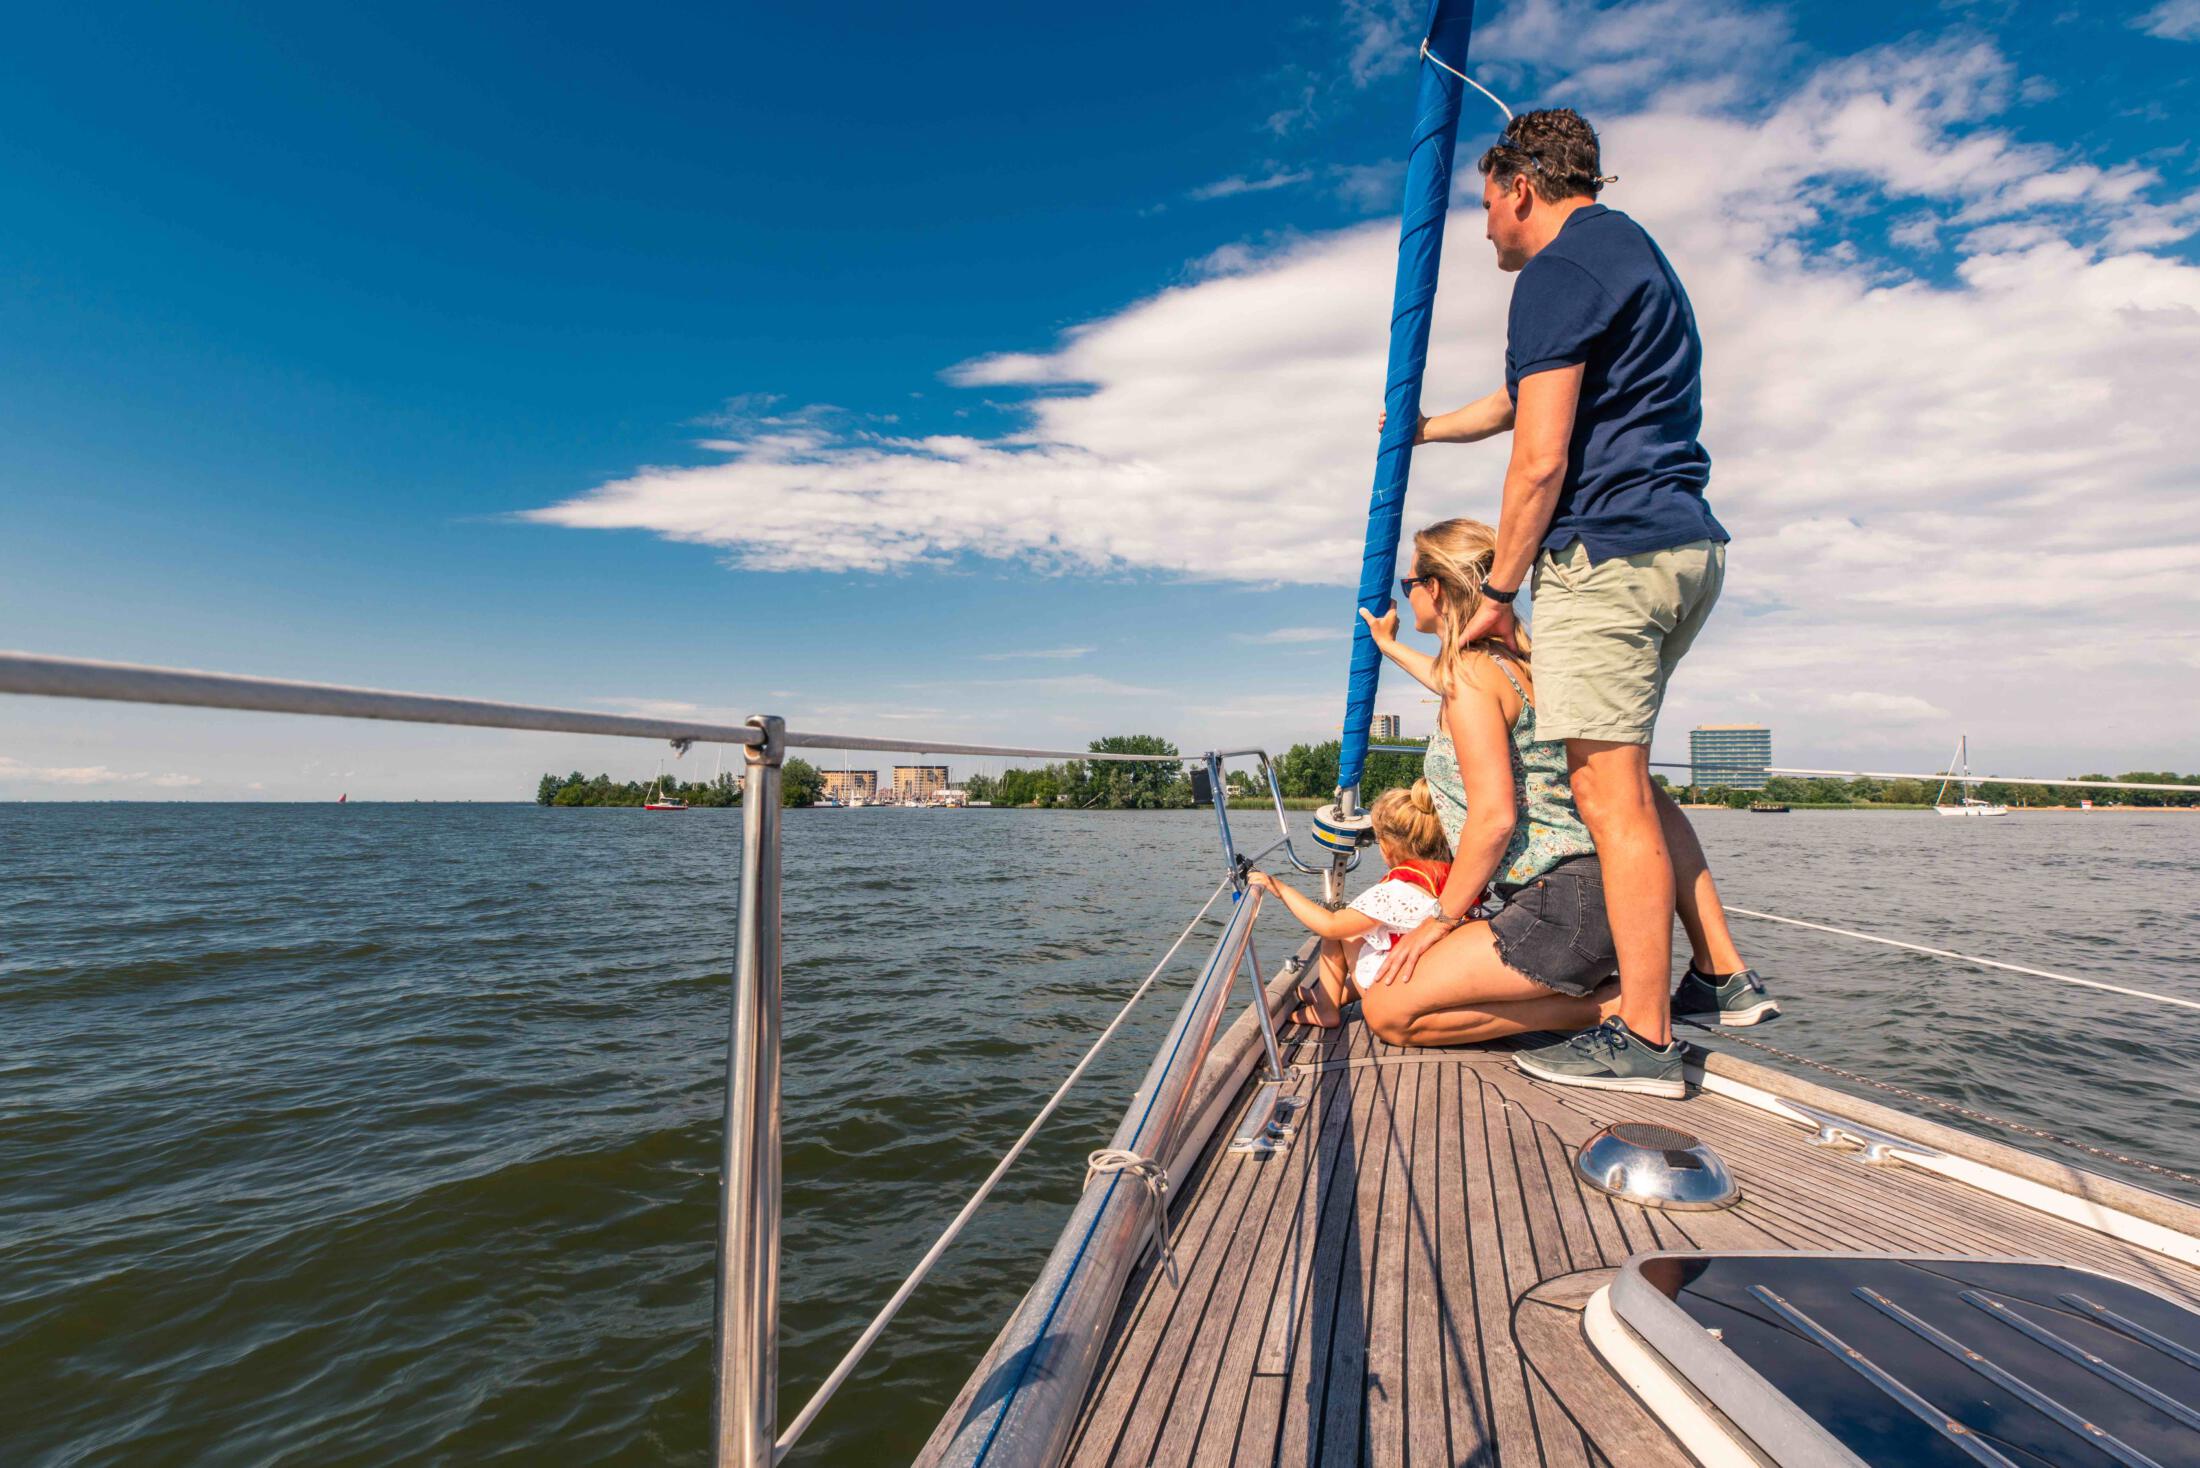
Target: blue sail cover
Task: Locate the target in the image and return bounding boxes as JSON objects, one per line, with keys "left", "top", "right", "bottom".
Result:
{"left": 1336, "top": 0, "right": 1480, "bottom": 798}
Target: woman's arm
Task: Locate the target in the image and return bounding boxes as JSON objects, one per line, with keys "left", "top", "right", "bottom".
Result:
{"left": 1433, "top": 665, "right": 1519, "bottom": 900}
{"left": 1358, "top": 607, "right": 1440, "bottom": 693}
{"left": 1246, "top": 870, "right": 1379, "bottom": 942}
{"left": 1372, "top": 670, "right": 1519, "bottom": 985}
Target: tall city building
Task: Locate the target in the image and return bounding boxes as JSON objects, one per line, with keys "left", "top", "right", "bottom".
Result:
{"left": 1690, "top": 725, "right": 1771, "bottom": 790}
{"left": 1372, "top": 713, "right": 1402, "bottom": 741}
{"left": 892, "top": 765, "right": 951, "bottom": 804}
{"left": 821, "top": 769, "right": 878, "bottom": 803}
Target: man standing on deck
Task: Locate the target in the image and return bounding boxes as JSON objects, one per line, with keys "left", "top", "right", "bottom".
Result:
{"left": 1400, "top": 109, "right": 1739, "bottom": 1097}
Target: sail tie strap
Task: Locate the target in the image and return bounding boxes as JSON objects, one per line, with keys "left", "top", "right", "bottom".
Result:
{"left": 1086, "top": 1149, "right": 1180, "bottom": 1286}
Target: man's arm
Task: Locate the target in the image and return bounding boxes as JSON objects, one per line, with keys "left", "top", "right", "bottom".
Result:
{"left": 1458, "top": 364, "right": 1583, "bottom": 647}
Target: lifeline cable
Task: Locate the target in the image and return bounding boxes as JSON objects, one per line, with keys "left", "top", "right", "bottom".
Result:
{"left": 773, "top": 874, "right": 1237, "bottom": 1458}
{"left": 1724, "top": 906, "right": 2200, "bottom": 1014}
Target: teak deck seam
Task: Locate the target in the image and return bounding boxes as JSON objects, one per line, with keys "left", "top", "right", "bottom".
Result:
{"left": 1064, "top": 1026, "right": 2200, "bottom": 1467}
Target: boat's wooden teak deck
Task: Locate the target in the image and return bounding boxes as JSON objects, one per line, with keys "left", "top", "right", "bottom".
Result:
{"left": 1064, "top": 1023, "right": 2200, "bottom": 1468}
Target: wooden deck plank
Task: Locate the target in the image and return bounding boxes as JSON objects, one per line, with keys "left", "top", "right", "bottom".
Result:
{"left": 1361, "top": 1063, "right": 1421, "bottom": 1468}
{"left": 1207, "top": 1068, "right": 1361, "bottom": 1468}
{"left": 1075, "top": 1074, "right": 1332, "bottom": 1468}
{"left": 1314, "top": 1065, "right": 1404, "bottom": 1468}
{"left": 1064, "top": 1123, "right": 1264, "bottom": 1466}
{"left": 1151, "top": 1073, "right": 1345, "bottom": 1468}
{"left": 1068, "top": 1042, "right": 2200, "bottom": 1467}
{"left": 1434, "top": 1063, "right": 1494, "bottom": 1468}
{"left": 1266, "top": 1062, "right": 1385, "bottom": 1468}
{"left": 1405, "top": 1065, "right": 1449, "bottom": 1468}
{"left": 1466, "top": 1072, "right": 1543, "bottom": 1466}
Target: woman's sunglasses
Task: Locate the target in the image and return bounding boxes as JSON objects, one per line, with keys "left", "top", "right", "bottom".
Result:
{"left": 1398, "top": 575, "right": 1434, "bottom": 599}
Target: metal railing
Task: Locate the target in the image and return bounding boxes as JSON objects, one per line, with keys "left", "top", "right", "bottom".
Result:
{"left": 0, "top": 650, "right": 1232, "bottom": 1468}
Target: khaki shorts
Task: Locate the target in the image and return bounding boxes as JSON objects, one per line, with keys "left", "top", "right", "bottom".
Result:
{"left": 1529, "top": 538, "right": 1725, "bottom": 746}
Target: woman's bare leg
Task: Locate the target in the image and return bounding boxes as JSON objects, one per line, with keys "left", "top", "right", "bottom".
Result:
{"left": 1359, "top": 925, "right": 1618, "bottom": 1047}
{"left": 1655, "top": 787, "right": 1745, "bottom": 975}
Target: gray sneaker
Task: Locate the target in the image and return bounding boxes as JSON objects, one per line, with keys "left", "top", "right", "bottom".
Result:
{"left": 1514, "top": 1018, "right": 1687, "bottom": 1098}
{"left": 1673, "top": 966, "right": 1779, "bottom": 1027}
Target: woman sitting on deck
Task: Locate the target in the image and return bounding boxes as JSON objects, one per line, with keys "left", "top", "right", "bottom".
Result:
{"left": 1245, "top": 780, "right": 1453, "bottom": 1028}
{"left": 1350, "top": 517, "right": 1768, "bottom": 1049}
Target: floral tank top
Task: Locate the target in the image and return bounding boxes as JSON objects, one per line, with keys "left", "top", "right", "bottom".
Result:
{"left": 1424, "top": 652, "right": 1595, "bottom": 889}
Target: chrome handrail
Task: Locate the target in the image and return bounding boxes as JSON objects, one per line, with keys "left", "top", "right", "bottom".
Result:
{"left": 0, "top": 647, "right": 1223, "bottom": 1468}
{"left": 0, "top": 652, "right": 1184, "bottom": 763}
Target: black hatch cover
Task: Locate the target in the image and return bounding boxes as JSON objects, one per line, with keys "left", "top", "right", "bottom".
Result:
{"left": 1610, "top": 1252, "right": 2200, "bottom": 1467}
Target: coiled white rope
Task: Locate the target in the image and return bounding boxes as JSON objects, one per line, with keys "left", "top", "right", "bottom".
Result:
{"left": 1084, "top": 1149, "right": 1178, "bottom": 1286}
{"left": 773, "top": 875, "right": 1238, "bottom": 1458}
{"left": 1725, "top": 907, "right": 2200, "bottom": 1014}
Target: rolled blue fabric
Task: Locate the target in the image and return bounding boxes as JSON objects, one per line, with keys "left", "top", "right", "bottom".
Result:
{"left": 1337, "top": 0, "right": 1479, "bottom": 798}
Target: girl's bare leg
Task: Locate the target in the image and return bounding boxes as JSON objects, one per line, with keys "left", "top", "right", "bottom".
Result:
{"left": 1293, "top": 938, "right": 1364, "bottom": 1028}
{"left": 1358, "top": 925, "right": 1620, "bottom": 1047}
{"left": 1656, "top": 787, "right": 1746, "bottom": 976}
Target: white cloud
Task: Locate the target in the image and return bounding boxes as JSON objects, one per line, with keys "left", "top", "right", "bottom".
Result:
{"left": 2133, "top": 1, "right": 2200, "bottom": 41}
{"left": 0, "top": 754, "right": 202, "bottom": 789}
{"left": 976, "top": 645, "right": 1094, "bottom": 661}
{"left": 526, "top": 14, "right": 2200, "bottom": 766}
{"left": 1342, "top": 0, "right": 1421, "bottom": 88}
{"left": 1234, "top": 626, "right": 1350, "bottom": 644}
{"left": 1188, "top": 170, "right": 1312, "bottom": 202}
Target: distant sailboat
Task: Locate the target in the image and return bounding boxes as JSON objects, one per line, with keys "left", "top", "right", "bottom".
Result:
{"left": 1933, "top": 734, "right": 2008, "bottom": 817}
{"left": 338, "top": 793, "right": 347, "bottom": 804}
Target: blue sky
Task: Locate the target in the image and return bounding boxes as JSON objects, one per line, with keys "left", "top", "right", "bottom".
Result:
{"left": 5, "top": 1, "right": 2198, "bottom": 797}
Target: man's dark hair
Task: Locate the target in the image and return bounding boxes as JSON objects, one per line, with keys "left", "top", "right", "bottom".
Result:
{"left": 1477, "top": 108, "right": 1605, "bottom": 203}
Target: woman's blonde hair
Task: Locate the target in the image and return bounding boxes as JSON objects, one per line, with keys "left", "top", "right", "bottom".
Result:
{"left": 1410, "top": 517, "right": 1532, "bottom": 696}
{"left": 1367, "top": 779, "right": 1452, "bottom": 865}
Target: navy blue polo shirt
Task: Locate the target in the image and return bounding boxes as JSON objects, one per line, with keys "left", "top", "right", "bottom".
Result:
{"left": 1504, "top": 204, "right": 1727, "bottom": 561}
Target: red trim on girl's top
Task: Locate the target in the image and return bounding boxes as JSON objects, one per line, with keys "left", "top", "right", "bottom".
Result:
{"left": 1386, "top": 858, "right": 1452, "bottom": 896}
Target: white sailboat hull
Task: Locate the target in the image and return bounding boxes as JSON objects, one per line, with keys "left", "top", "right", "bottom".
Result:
{"left": 1934, "top": 803, "right": 2008, "bottom": 817}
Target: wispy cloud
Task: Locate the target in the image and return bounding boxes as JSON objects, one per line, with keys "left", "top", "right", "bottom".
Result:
{"left": 975, "top": 645, "right": 1094, "bottom": 661}
{"left": 1188, "top": 169, "right": 1312, "bottom": 202}
{"left": 526, "top": 11, "right": 2200, "bottom": 760}
{"left": 1233, "top": 626, "right": 1348, "bottom": 645}
{"left": 2133, "top": 0, "right": 2200, "bottom": 41}
{"left": 0, "top": 754, "right": 202, "bottom": 789}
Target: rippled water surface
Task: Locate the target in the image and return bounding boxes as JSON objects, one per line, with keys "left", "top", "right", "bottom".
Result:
{"left": 4, "top": 804, "right": 2196, "bottom": 1464}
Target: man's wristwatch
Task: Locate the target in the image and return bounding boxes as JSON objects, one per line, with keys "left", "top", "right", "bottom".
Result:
{"left": 1483, "top": 583, "right": 1519, "bottom": 606}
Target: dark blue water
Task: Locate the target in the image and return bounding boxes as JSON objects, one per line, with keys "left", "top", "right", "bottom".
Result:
{"left": 3, "top": 804, "right": 2194, "bottom": 1465}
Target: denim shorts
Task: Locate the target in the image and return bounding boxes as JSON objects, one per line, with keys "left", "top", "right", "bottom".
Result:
{"left": 1486, "top": 854, "right": 1618, "bottom": 998}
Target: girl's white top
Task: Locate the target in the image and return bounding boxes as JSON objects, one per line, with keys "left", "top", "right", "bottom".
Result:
{"left": 1347, "top": 878, "right": 1442, "bottom": 989}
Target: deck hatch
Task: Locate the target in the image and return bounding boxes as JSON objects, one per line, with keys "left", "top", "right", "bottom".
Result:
{"left": 1606, "top": 1253, "right": 2200, "bottom": 1468}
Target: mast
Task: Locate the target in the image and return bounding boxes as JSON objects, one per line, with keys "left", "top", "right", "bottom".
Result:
{"left": 1933, "top": 734, "right": 1961, "bottom": 809}
{"left": 1333, "top": 0, "right": 1482, "bottom": 817}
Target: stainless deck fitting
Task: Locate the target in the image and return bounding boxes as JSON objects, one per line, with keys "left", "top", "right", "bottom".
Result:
{"left": 1575, "top": 1120, "right": 1739, "bottom": 1211}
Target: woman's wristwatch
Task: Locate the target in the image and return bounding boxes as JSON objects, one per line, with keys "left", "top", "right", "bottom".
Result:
{"left": 1435, "top": 909, "right": 1472, "bottom": 930}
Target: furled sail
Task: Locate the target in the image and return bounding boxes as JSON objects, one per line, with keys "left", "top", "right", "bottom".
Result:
{"left": 1334, "top": 0, "right": 1480, "bottom": 805}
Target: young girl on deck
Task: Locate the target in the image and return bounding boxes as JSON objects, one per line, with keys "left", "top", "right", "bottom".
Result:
{"left": 1245, "top": 781, "right": 1453, "bottom": 1029}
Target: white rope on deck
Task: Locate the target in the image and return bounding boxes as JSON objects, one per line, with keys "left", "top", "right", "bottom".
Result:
{"left": 1725, "top": 907, "right": 2200, "bottom": 1014}
{"left": 772, "top": 874, "right": 1240, "bottom": 1460}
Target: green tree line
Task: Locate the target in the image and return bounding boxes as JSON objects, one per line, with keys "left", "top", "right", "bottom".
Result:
{"left": 1668, "top": 771, "right": 2200, "bottom": 809}
{"left": 535, "top": 760, "right": 825, "bottom": 807}
{"left": 960, "top": 735, "right": 1195, "bottom": 809}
